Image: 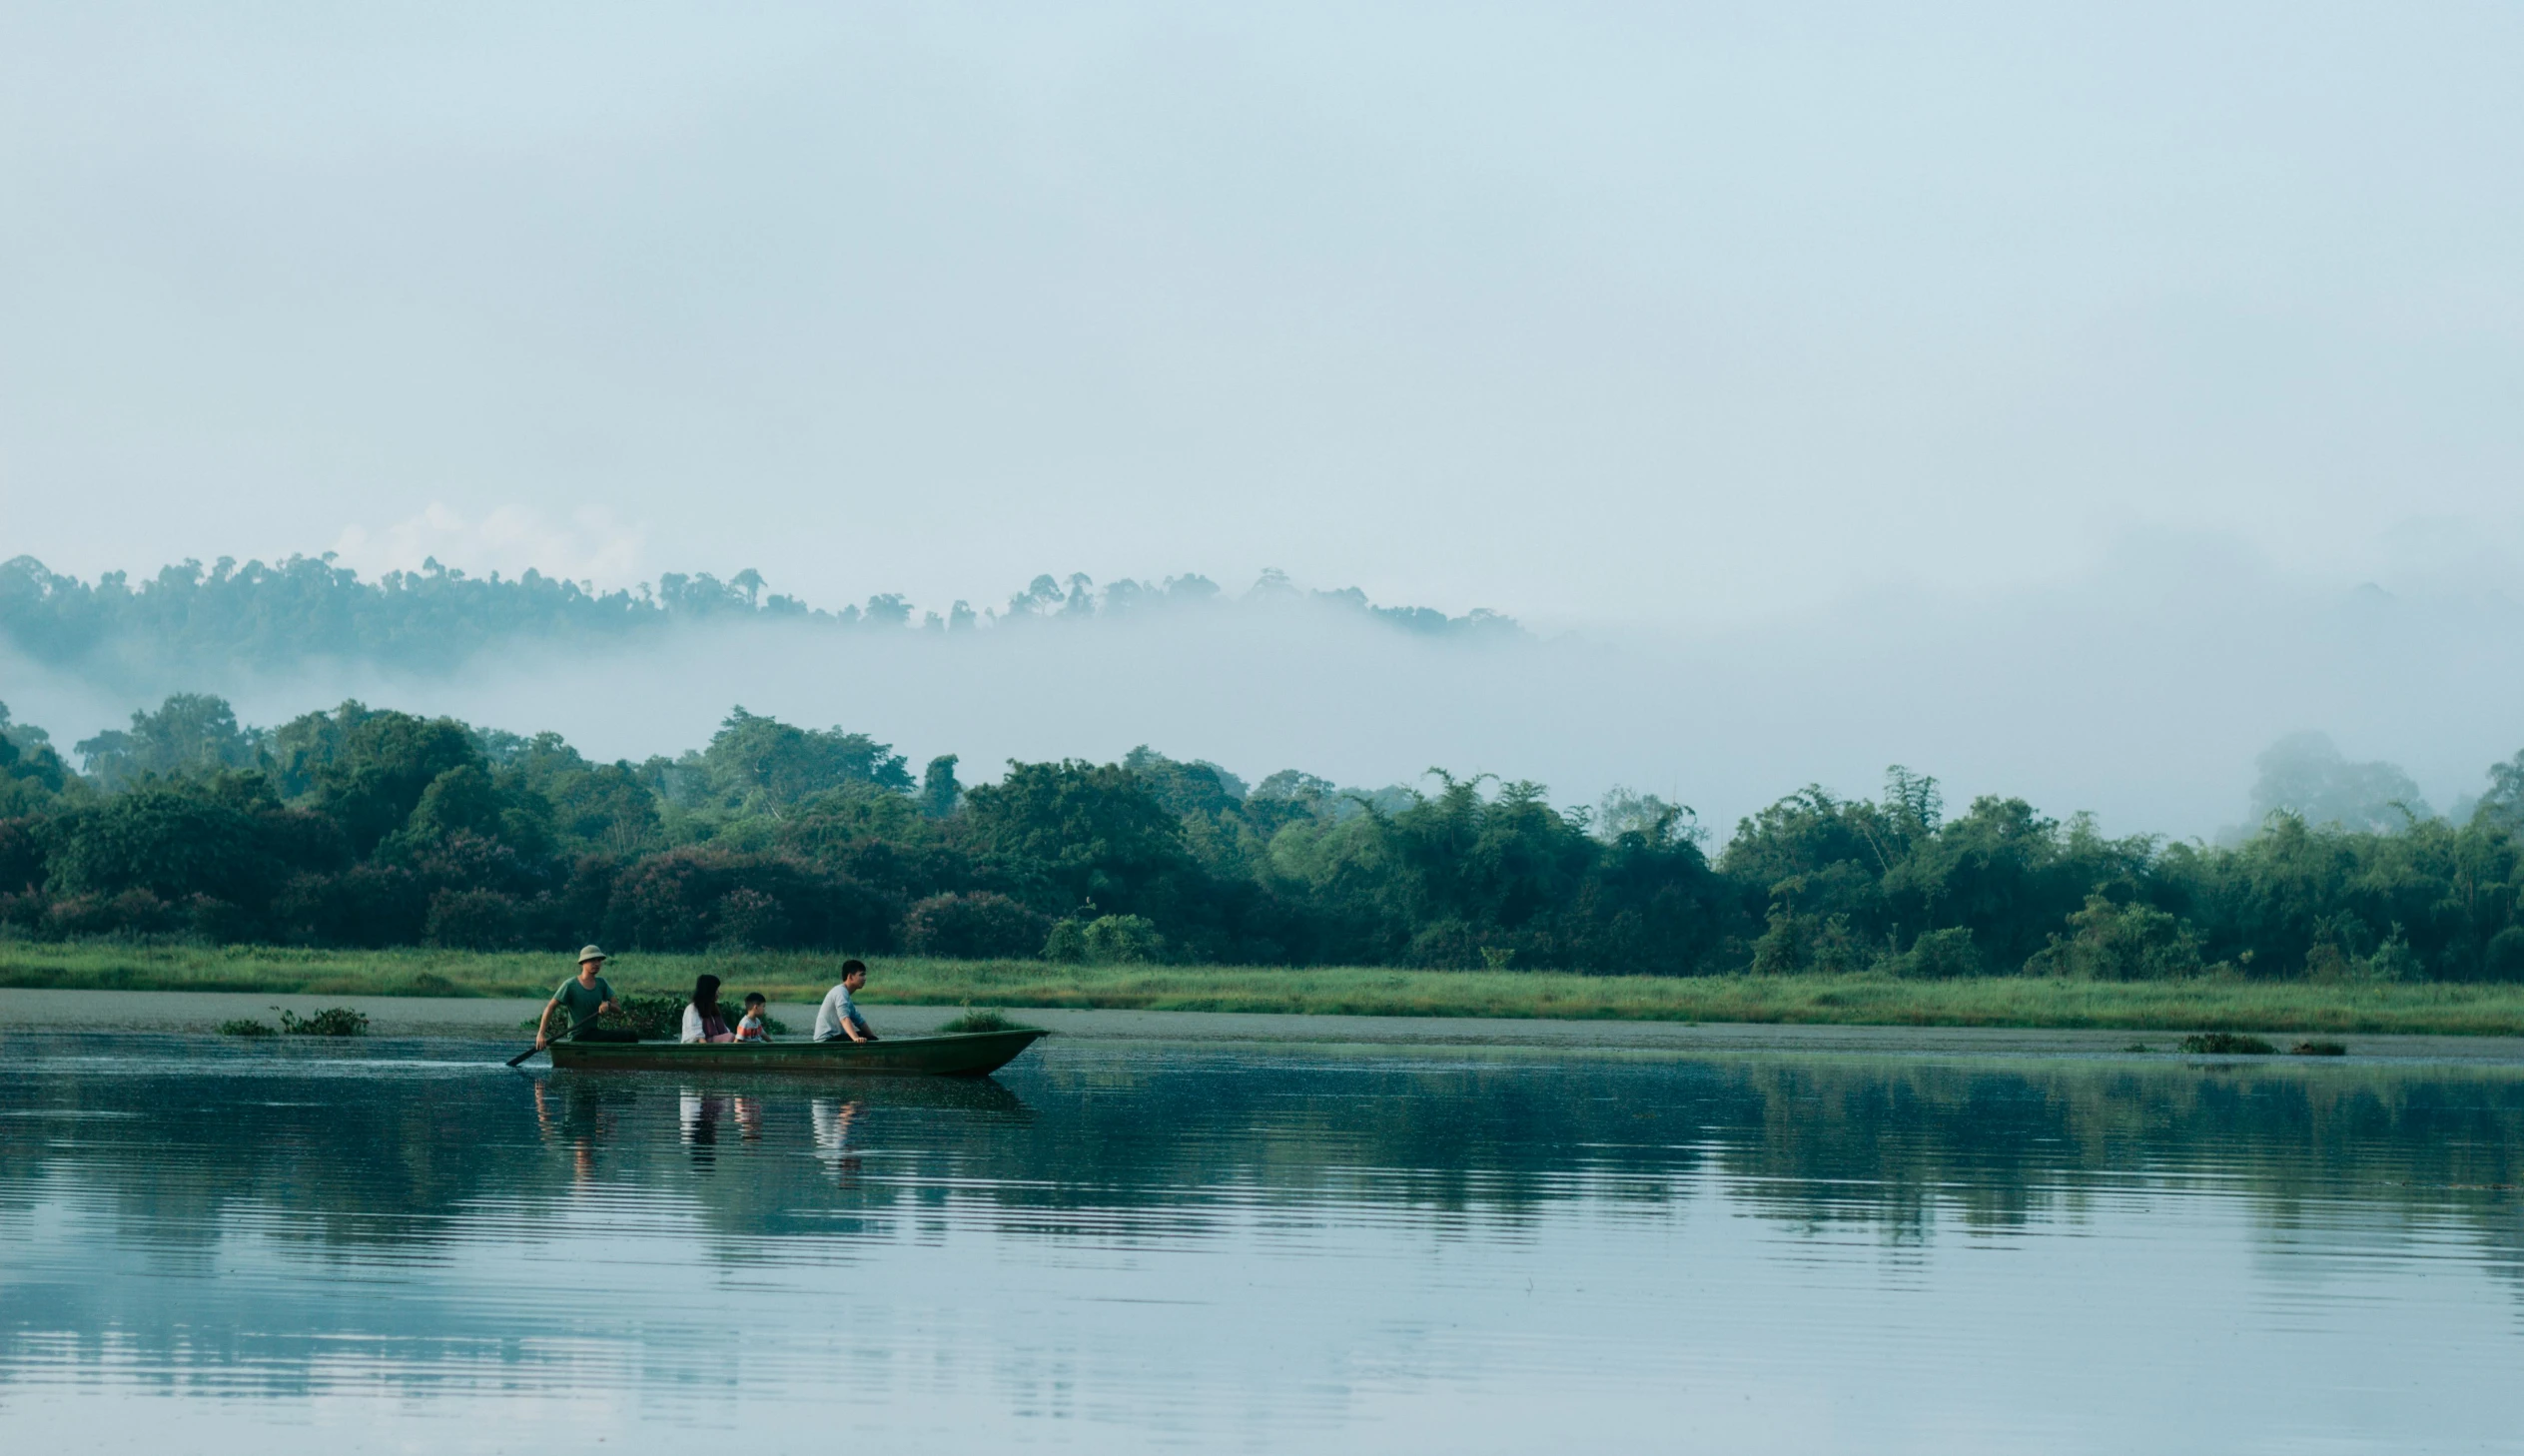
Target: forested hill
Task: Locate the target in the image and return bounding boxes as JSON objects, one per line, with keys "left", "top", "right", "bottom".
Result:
{"left": 8, "top": 690, "right": 2524, "bottom": 984}
{"left": 0, "top": 555, "right": 1520, "bottom": 680}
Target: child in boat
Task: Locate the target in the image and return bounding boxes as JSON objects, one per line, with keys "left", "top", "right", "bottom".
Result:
{"left": 734, "top": 993, "right": 770, "bottom": 1043}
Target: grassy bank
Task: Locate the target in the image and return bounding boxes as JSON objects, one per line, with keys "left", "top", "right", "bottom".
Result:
{"left": 5, "top": 943, "right": 2524, "bottom": 1037}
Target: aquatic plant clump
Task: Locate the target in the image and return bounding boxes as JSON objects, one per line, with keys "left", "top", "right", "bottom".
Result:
{"left": 519, "top": 991, "right": 787, "bottom": 1040}
{"left": 609, "top": 993, "right": 688, "bottom": 1040}
{"left": 216, "top": 1018, "right": 277, "bottom": 1037}
{"left": 278, "top": 1007, "right": 369, "bottom": 1037}
{"left": 2177, "top": 1032, "right": 2276, "bottom": 1055}
{"left": 937, "top": 1008, "right": 1031, "bottom": 1035}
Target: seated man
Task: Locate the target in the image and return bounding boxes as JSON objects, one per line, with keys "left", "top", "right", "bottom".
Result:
{"left": 813, "top": 960, "right": 878, "bottom": 1044}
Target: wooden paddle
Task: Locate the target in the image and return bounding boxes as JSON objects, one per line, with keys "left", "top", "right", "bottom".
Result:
{"left": 506, "top": 1009, "right": 603, "bottom": 1068}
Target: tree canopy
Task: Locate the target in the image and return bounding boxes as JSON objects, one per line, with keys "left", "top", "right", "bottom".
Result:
{"left": 1, "top": 690, "right": 2520, "bottom": 983}
{"left": 0, "top": 555, "right": 1522, "bottom": 687}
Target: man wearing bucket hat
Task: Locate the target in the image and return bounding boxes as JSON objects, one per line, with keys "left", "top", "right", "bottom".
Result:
{"left": 536, "top": 946, "right": 621, "bottom": 1050}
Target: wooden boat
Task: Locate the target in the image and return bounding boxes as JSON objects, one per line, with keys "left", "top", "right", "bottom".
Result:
{"left": 548, "top": 1029, "right": 1046, "bottom": 1077}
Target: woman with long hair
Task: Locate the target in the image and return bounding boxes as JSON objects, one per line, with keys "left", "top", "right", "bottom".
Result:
{"left": 681, "top": 973, "right": 736, "bottom": 1044}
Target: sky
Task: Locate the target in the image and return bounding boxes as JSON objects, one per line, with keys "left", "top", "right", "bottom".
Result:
{"left": 2, "top": 2, "right": 2521, "bottom": 833}
{"left": 2, "top": 0, "right": 2520, "bottom": 627}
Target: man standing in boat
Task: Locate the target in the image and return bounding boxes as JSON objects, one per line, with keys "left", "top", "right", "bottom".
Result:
{"left": 536, "top": 946, "right": 622, "bottom": 1049}
{"left": 814, "top": 961, "right": 878, "bottom": 1044}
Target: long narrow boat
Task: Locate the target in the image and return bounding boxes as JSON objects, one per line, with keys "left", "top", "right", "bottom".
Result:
{"left": 548, "top": 1029, "right": 1046, "bottom": 1077}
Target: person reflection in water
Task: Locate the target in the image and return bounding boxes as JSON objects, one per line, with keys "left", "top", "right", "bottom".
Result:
{"left": 534, "top": 1081, "right": 608, "bottom": 1185}
{"left": 680, "top": 1090, "right": 729, "bottom": 1167}
{"left": 813, "top": 1096, "right": 864, "bottom": 1176}
{"left": 681, "top": 975, "right": 736, "bottom": 1044}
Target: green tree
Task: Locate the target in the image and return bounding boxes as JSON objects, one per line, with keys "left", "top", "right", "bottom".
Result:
{"left": 315, "top": 712, "right": 485, "bottom": 855}
{"left": 919, "top": 754, "right": 962, "bottom": 819}
{"left": 46, "top": 785, "right": 287, "bottom": 912}
{"left": 74, "top": 693, "right": 264, "bottom": 790}
{"left": 267, "top": 701, "right": 377, "bottom": 799}
{"left": 545, "top": 761, "right": 663, "bottom": 855}
{"left": 963, "top": 760, "right": 1189, "bottom": 912}
{"left": 0, "top": 701, "right": 73, "bottom": 812}
{"left": 677, "top": 707, "right": 913, "bottom": 813}
{"left": 1123, "top": 745, "right": 1248, "bottom": 819}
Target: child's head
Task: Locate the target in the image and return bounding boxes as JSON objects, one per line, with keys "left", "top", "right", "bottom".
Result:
{"left": 842, "top": 959, "right": 868, "bottom": 989}
{"left": 743, "top": 993, "right": 766, "bottom": 1012}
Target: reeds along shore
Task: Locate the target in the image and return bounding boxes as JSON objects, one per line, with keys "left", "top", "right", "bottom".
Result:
{"left": 10, "top": 944, "right": 2524, "bottom": 1038}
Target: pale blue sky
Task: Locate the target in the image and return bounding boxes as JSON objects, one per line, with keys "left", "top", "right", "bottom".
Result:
{"left": 3, "top": 0, "right": 2521, "bottom": 627}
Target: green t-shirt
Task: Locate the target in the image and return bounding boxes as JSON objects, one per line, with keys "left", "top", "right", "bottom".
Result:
{"left": 551, "top": 976, "right": 615, "bottom": 1033}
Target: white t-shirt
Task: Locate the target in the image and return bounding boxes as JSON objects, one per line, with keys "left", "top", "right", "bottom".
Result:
{"left": 814, "top": 984, "right": 862, "bottom": 1041}
{"left": 681, "top": 1004, "right": 731, "bottom": 1043}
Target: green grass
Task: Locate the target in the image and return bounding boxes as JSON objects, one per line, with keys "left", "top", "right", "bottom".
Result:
{"left": 5, "top": 942, "right": 2524, "bottom": 1036}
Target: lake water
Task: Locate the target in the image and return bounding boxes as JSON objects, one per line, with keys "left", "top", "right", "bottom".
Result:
{"left": 3, "top": 1031, "right": 2522, "bottom": 1453}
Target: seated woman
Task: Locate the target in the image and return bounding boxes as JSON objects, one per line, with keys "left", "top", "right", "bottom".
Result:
{"left": 680, "top": 974, "right": 738, "bottom": 1044}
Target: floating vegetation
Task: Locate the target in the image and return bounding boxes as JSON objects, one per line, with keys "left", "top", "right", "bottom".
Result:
{"left": 2177, "top": 1032, "right": 2276, "bottom": 1055}
{"left": 217, "top": 1018, "right": 278, "bottom": 1037}
{"left": 2290, "top": 1040, "right": 2348, "bottom": 1057}
{"left": 937, "top": 1008, "right": 1030, "bottom": 1035}
{"left": 517, "top": 991, "right": 787, "bottom": 1040}
{"left": 278, "top": 1007, "right": 370, "bottom": 1038}
{"left": 2122, "top": 1043, "right": 2153, "bottom": 1053}
{"left": 611, "top": 993, "right": 688, "bottom": 1040}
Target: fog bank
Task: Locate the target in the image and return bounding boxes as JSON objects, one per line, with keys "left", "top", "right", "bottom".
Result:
{"left": 4, "top": 542, "right": 2513, "bottom": 843}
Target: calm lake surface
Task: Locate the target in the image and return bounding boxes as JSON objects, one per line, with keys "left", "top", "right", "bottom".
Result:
{"left": 4, "top": 1031, "right": 2523, "bottom": 1453}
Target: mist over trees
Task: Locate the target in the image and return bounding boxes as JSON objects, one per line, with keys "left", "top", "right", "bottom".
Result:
{"left": 2240, "top": 732, "right": 2434, "bottom": 837}
{"left": 7, "top": 691, "right": 2524, "bottom": 984}
{"left": 0, "top": 555, "right": 1519, "bottom": 685}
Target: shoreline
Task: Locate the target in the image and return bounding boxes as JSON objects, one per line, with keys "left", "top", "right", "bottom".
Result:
{"left": 7, "top": 988, "right": 2524, "bottom": 1065}
{"left": 11, "top": 944, "right": 2524, "bottom": 1038}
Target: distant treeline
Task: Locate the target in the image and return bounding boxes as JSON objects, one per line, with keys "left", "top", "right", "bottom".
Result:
{"left": 0, "top": 555, "right": 1519, "bottom": 679}
{"left": 6, "top": 691, "right": 2524, "bottom": 982}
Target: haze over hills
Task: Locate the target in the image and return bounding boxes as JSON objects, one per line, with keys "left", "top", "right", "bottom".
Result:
{"left": 5, "top": 543, "right": 2522, "bottom": 844}
{"left": 0, "top": 552, "right": 1518, "bottom": 680}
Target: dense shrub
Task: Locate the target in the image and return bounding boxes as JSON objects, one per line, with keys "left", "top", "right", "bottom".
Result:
{"left": 425, "top": 888, "right": 527, "bottom": 950}
{"left": 602, "top": 850, "right": 893, "bottom": 953}
{"left": 711, "top": 887, "right": 791, "bottom": 949}
{"left": 2026, "top": 897, "right": 2203, "bottom": 981}
{"left": 1890, "top": 926, "right": 1985, "bottom": 979}
{"left": 1045, "top": 913, "right": 1166, "bottom": 964}
{"left": 0, "top": 817, "right": 45, "bottom": 894}
{"left": 271, "top": 865, "right": 427, "bottom": 948}
{"left": 46, "top": 791, "right": 284, "bottom": 909}
{"left": 903, "top": 892, "right": 1051, "bottom": 959}
{"left": 2487, "top": 926, "right": 2524, "bottom": 983}
{"left": 45, "top": 889, "right": 182, "bottom": 938}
